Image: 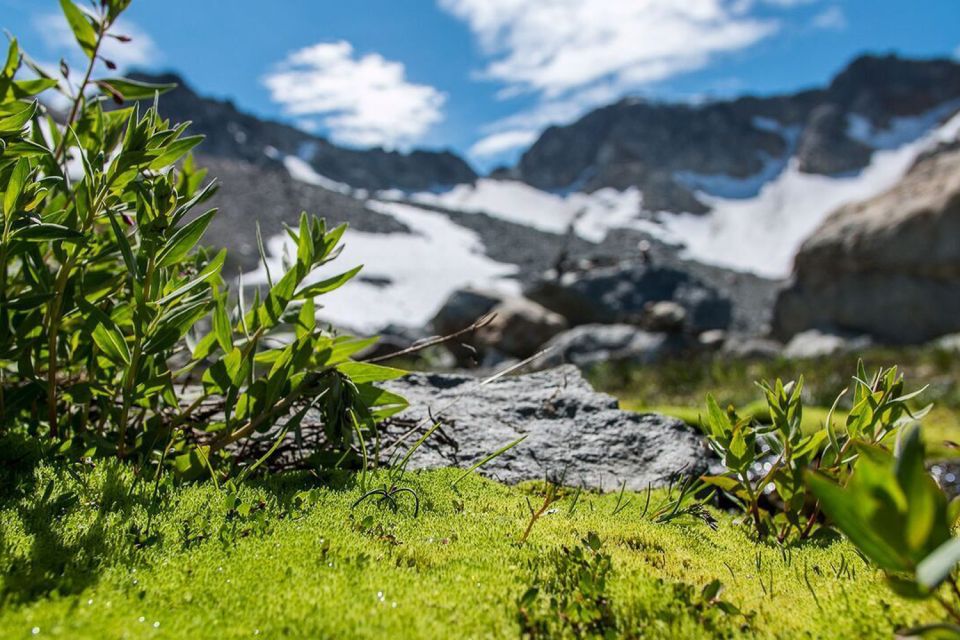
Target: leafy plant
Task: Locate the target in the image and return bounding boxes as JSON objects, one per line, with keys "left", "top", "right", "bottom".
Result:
{"left": 517, "top": 532, "right": 617, "bottom": 638}
{"left": 0, "top": 0, "right": 404, "bottom": 476}
{"left": 807, "top": 425, "right": 960, "bottom": 633}
{"left": 700, "top": 362, "right": 927, "bottom": 541}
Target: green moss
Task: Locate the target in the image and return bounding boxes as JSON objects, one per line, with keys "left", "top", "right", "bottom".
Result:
{"left": 0, "top": 462, "right": 945, "bottom": 639}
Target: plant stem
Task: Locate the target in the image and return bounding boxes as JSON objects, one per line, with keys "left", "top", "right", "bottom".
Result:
{"left": 44, "top": 19, "right": 108, "bottom": 438}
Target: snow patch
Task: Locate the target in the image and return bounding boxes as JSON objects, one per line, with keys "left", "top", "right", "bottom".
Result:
{"left": 847, "top": 100, "right": 960, "bottom": 150}
{"left": 409, "top": 179, "right": 644, "bottom": 242}
{"left": 658, "top": 110, "right": 960, "bottom": 278}
{"left": 282, "top": 155, "right": 353, "bottom": 196}
{"left": 246, "top": 201, "right": 520, "bottom": 333}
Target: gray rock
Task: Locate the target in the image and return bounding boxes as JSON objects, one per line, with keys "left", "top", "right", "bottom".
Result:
{"left": 783, "top": 329, "right": 872, "bottom": 359}
{"left": 475, "top": 297, "right": 568, "bottom": 358}
{"left": 431, "top": 288, "right": 505, "bottom": 336}
{"left": 774, "top": 142, "right": 960, "bottom": 344}
{"left": 796, "top": 104, "right": 873, "bottom": 175}
{"left": 643, "top": 300, "right": 687, "bottom": 332}
{"left": 933, "top": 333, "right": 960, "bottom": 353}
{"left": 721, "top": 336, "right": 784, "bottom": 360}
{"left": 535, "top": 324, "right": 686, "bottom": 369}
{"left": 526, "top": 261, "right": 732, "bottom": 333}
{"left": 382, "top": 365, "right": 711, "bottom": 489}
{"left": 697, "top": 329, "right": 727, "bottom": 350}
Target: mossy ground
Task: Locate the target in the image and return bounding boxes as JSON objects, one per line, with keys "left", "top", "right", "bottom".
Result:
{"left": 0, "top": 458, "right": 947, "bottom": 639}
{"left": 2, "top": 345, "right": 958, "bottom": 639}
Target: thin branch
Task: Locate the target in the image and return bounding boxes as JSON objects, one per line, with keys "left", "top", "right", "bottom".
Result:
{"left": 362, "top": 312, "right": 497, "bottom": 364}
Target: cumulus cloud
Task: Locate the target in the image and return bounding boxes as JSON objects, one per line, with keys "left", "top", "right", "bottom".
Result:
{"left": 439, "top": 0, "right": 777, "bottom": 99}
{"left": 443, "top": 0, "right": 782, "bottom": 162}
{"left": 34, "top": 12, "right": 158, "bottom": 70}
{"left": 811, "top": 6, "right": 846, "bottom": 31}
{"left": 263, "top": 42, "right": 446, "bottom": 149}
{"left": 469, "top": 130, "right": 539, "bottom": 158}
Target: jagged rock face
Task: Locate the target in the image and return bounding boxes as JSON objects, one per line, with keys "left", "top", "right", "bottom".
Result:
{"left": 515, "top": 100, "right": 786, "bottom": 213}
{"left": 511, "top": 55, "right": 960, "bottom": 213}
{"left": 128, "top": 72, "right": 477, "bottom": 192}
{"left": 773, "top": 143, "right": 960, "bottom": 343}
{"left": 796, "top": 104, "right": 873, "bottom": 175}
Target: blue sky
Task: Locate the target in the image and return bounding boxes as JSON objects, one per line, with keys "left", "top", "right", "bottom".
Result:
{"left": 2, "top": 0, "right": 958, "bottom": 171}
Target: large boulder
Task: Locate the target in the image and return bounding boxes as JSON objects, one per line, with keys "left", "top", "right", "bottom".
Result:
{"left": 774, "top": 142, "right": 960, "bottom": 344}
{"left": 430, "top": 288, "right": 505, "bottom": 337}
{"left": 475, "top": 297, "right": 567, "bottom": 358}
{"left": 536, "top": 324, "right": 687, "bottom": 369}
{"left": 526, "top": 262, "right": 732, "bottom": 333}
{"left": 381, "top": 365, "right": 711, "bottom": 489}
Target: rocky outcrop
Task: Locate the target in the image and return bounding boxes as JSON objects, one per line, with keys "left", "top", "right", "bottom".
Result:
{"left": 127, "top": 72, "right": 477, "bottom": 192}
{"left": 526, "top": 262, "right": 732, "bottom": 333}
{"left": 381, "top": 365, "right": 711, "bottom": 489}
{"left": 773, "top": 143, "right": 960, "bottom": 343}
{"left": 509, "top": 55, "right": 960, "bottom": 212}
{"left": 796, "top": 104, "right": 873, "bottom": 175}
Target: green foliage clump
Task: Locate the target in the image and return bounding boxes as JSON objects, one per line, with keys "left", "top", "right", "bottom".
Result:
{"left": 701, "top": 361, "right": 927, "bottom": 543}
{"left": 0, "top": 0, "right": 403, "bottom": 475}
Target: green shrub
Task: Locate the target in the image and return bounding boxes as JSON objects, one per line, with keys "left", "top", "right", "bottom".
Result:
{"left": 0, "top": 0, "right": 404, "bottom": 475}
{"left": 701, "top": 362, "right": 928, "bottom": 542}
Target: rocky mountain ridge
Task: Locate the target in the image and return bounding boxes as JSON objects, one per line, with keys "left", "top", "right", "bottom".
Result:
{"left": 504, "top": 54, "right": 960, "bottom": 213}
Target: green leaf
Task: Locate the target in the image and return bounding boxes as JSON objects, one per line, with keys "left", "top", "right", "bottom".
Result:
{"left": 12, "top": 223, "right": 84, "bottom": 243}
{"left": 896, "top": 426, "right": 950, "bottom": 555}
{"left": 294, "top": 265, "right": 362, "bottom": 299}
{"left": 59, "top": 0, "right": 98, "bottom": 58}
{"left": 97, "top": 77, "right": 176, "bottom": 101}
{"left": 3, "top": 157, "right": 29, "bottom": 216}
{"left": 917, "top": 537, "right": 960, "bottom": 589}
{"left": 92, "top": 316, "right": 130, "bottom": 365}
{"left": 106, "top": 209, "right": 138, "bottom": 278}
{"left": 805, "top": 470, "right": 909, "bottom": 573}
{"left": 213, "top": 297, "right": 233, "bottom": 353}
{"left": 156, "top": 209, "right": 216, "bottom": 267}
{"left": 336, "top": 361, "right": 405, "bottom": 384}
{"left": 148, "top": 135, "right": 204, "bottom": 170}
{"left": 157, "top": 249, "right": 225, "bottom": 304}
{"left": 0, "top": 101, "right": 37, "bottom": 134}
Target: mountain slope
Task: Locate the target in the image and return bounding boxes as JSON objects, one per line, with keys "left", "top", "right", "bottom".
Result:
{"left": 129, "top": 71, "right": 477, "bottom": 192}
{"left": 506, "top": 54, "right": 960, "bottom": 214}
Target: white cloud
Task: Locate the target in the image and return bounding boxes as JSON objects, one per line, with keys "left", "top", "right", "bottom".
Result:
{"left": 34, "top": 13, "right": 158, "bottom": 70}
{"left": 811, "top": 6, "right": 846, "bottom": 31}
{"left": 263, "top": 41, "right": 446, "bottom": 149}
{"left": 469, "top": 130, "right": 539, "bottom": 158}
{"left": 439, "top": 0, "right": 777, "bottom": 99}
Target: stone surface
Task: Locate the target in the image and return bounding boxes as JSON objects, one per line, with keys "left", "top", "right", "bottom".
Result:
{"left": 643, "top": 301, "right": 687, "bottom": 332}
{"left": 774, "top": 142, "right": 960, "bottom": 344}
{"left": 430, "top": 288, "right": 505, "bottom": 336}
{"left": 381, "top": 365, "right": 711, "bottom": 489}
{"left": 535, "top": 324, "right": 687, "bottom": 369}
{"left": 783, "top": 329, "right": 873, "bottom": 360}
{"left": 721, "top": 336, "right": 784, "bottom": 360}
{"left": 475, "top": 297, "right": 568, "bottom": 358}
{"left": 526, "top": 261, "right": 732, "bottom": 333}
